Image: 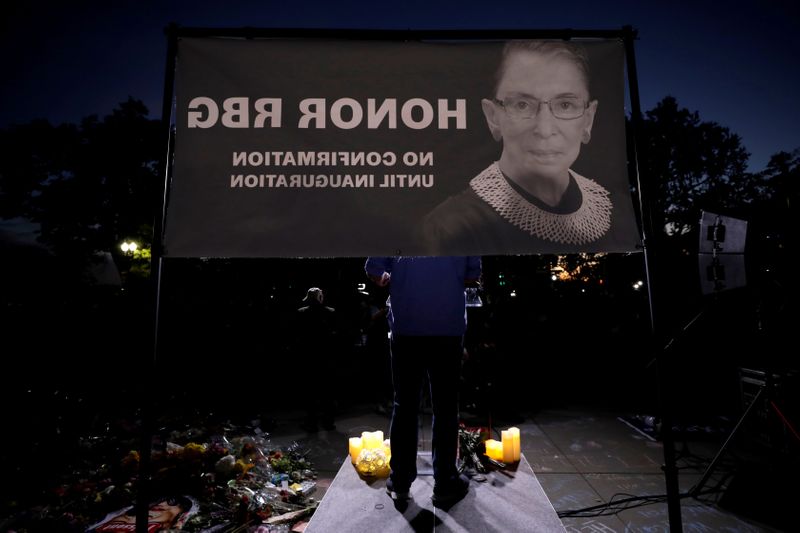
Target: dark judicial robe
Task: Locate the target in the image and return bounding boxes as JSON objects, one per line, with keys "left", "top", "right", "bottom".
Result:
{"left": 422, "top": 162, "right": 637, "bottom": 256}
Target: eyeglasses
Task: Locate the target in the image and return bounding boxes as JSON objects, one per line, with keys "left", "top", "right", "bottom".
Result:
{"left": 493, "top": 96, "right": 589, "bottom": 120}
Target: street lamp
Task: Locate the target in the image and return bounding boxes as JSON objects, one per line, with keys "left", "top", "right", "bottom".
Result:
{"left": 118, "top": 240, "right": 139, "bottom": 288}
{"left": 120, "top": 240, "right": 138, "bottom": 254}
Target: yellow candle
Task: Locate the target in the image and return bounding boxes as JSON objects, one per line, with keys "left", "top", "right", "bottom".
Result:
{"left": 501, "top": 430, "right": 514, "bottom": 463}
{"left": 509, "top": 427, "right": 521, "bottom": 462}
{"left": 361, "top": 431, "right": 374, "bottom": 449}
{"left": 492, "top": 440, "right": 504, "bottom": 461}
{"left": 362, "top": 430, "right": 384, "bottom": 450}
{"left": 484, "top": 439, "right": 503, "bottom": 461}
{"left": 349, "top": 437, "right": 363, "bottom": 464}
{"left": 383, "top": 439, "right": 391, "bottom": 460}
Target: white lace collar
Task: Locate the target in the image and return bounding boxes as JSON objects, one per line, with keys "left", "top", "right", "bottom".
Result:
{"left": 469, "top": 162, "right": 612, "bottom": 245}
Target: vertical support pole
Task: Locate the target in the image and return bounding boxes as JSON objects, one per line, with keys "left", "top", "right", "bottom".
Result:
{"left": 135, "top": 23, "right": 179, "bottom": 533}
{"left": 623, "top": 25, "right": 684, "bottom": 532}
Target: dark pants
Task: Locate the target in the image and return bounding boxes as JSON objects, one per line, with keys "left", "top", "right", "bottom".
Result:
{"left": 389, "top": 335, "right": 463, "bottom": 488}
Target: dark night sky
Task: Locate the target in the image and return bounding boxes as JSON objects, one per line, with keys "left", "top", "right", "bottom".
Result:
{"left": 2, "top": 0, "right": 799, "bottom": 171}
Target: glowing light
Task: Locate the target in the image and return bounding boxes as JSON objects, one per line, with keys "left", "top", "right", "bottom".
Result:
{"left": 120, "top": 240, "right": 139, "bottom": 254}
{"left": 351, "top": 432, "right": 391, "bottom": 477}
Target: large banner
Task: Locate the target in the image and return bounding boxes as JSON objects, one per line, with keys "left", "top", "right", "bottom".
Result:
{"left": 164, "top": 36, "right": 640, "bottom": 257}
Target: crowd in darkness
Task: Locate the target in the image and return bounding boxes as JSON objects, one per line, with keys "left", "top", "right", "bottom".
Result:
{"left": 4, "top": 251, "right": 773, "bottom": 425}
{"left": 150, "top": 253, "right": 779, "bottom": 424}
{"left": 151, "top": 255, "right": 660, "bottom": 416}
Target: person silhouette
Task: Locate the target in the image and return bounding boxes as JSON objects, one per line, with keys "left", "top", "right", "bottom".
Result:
{"left": 295, "top": 287, "right": 338, "bottom": 431}
{"left": 365, "top": 256, "right": 481, "bottom": 507}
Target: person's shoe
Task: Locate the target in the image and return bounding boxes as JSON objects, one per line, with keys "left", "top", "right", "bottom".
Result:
{"left": 385, "top": 478, "right": 411, "bottom": 501}
{"left": 432, "top": 474, "right": 469, "bottom": 507}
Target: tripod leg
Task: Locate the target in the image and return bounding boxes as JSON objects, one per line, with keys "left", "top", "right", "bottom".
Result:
{"left": 691, "top": 386, "right": 764, "bottom": 497}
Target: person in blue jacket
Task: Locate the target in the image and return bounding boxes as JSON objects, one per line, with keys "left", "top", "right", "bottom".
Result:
{"left": 365, "top": 256, "right": 481, "bottom": 507}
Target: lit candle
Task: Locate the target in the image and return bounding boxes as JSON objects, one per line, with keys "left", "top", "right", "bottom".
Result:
{"left": 484, "top": 439, "right": 504, "bottom": 461}
{"left": 361, "top": 431, "right": 373, "bottom": 449}
{"left": 501, "top": 430, "right": 514, "bottom": 463}
{"left": 362, "top": 430, "right": 384, "bottom": 450}
{"left": 383, "top": 438, "right": 391, "bottom": 454}
{"left": 349, "top": 437, "right": 363, "bottom": 464}
{"left": 509, "top": 427, "right": 520, "bottom": 462}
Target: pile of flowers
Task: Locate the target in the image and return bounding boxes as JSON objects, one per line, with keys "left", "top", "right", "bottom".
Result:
{"left": 0, "top": 425, "right": 319, "bottom": 533}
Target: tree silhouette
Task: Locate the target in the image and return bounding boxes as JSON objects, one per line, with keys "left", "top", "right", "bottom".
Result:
{"left": 757, "top": 148, "right": 800, "bottom": 212}
{"left": 0, "top": 98, "right": 161, "bottom": 280}
{"left": 639, "top": 96, "right": 757, "bottom": 240}
{"left": 747, "top": 148, "right": 799, "bottom": 268}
